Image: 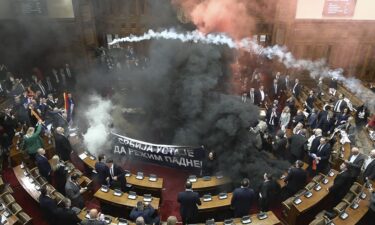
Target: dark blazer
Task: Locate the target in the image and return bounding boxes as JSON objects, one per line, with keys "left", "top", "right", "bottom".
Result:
{"left": 292, "top": 83, "right": 301, "bottom": 98}
{"left": 329, "top": 170, "right": 353, "bottom": 203}
{"left": 305, "top": 96, "right": 315, "bottom": 111}
{"left": 109, "top": 164, "right": 127, "bottom": 192}
{"left": 81, "top": 219, "right": 106, "bottom": 225}
{"left": 289, "top": 134, "right": 307, "bottom": 160}
{"left": 248, "top": 91, "right": 256, "bottom": 105}
{"left": 347, "top": 154, "right": 366, "bottom": 178}
{"left": 39, "top": 195, "right": 58, "bottom": 223}
{"left": 35, "top": 154, "right": 51, "bottom": 180}
{"left": 54, "top": 133, "right": 72, "bottom": 161}
{"left": 177, "top": 190, "right": 201, "bottom": 224}
{"left": 310, "top": 136, "right": 322, "bottom": 153}
{"left": 258, "top": 180, "right": 281, "bottom": 211}
{"left": 129, "top": 205, "right": 156, "bottom": 224}
{"left": 231, "top": 187, "right": 255, "bottom": 217}
{"left": 364, "top": 160, "right": 375, "bottom": 181}
{"left": 95, "top": 161, "right": 110, "bottom": 185}
{"left": 333, "top": 99, "right": 347, "bottom": 113}
{"left": 53, "top": 165, "right": 68, "bottom": 195}
{"left": 269, "top": 84, "right": 280, "bottom": 99}
{"left": 55, "top": 207, "right": 80, "bottom": 225}
{"left": 314, "top": 144, "right": 332, "bottom": 174}
{"left": 285, "top": 167, "right": 307, "bottom": 195}
{"left": 65, "top": 180, "right": 84, "bottom": 209}
{"left": 272, "top": 137, "right": 287, "bottom": 159}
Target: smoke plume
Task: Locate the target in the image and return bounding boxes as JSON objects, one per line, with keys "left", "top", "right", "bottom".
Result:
{"left": 82, "top": 95, "right": 113, "bottom": 156}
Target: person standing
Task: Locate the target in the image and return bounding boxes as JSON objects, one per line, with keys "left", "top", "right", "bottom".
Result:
{"left": 95, "top": 154, "right": 110, "bottom": 186}
{"left": 81, "top": 208, "right": 105, "bottom": 225}
{"left": 177, "top": 181, "right": 201, "bottom": 225}
{"left": 259, "top": 173, "right": 281, "bottom": 212}
{"left": 283, "top": 160, "right": 307, "bottom": 199}
{"left": 50, "top": 155, "right": 67, "bottom": 195}
{"left": 54, "top": 127, "right": 72, "bottom": 161}
{"left": 55, "top": 198, "right": 80, "bottom": 225}
{"left": 65, "top": 173, "right": 85, "bottom": 209}
{"left": 22, "top": 122, "right": 43, "bottom": 160}
{"left": 39, "top": 186, "right": 58, "bottom": 224}
{"left": 106, "top": 158, "right": 127, "bottom": 192}
{"left": 231, "top": 178, "right": 255, "bottom": 217}
{"left": 35, "top": 148, "right": 52, "bottom": 182}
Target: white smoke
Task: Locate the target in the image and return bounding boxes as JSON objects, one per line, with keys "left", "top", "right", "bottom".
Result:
{"left": 110, "top": 29, "right": 375, "bottom": 111}
{"left": 83, "top": 95, "right": 113, "bottom": 155}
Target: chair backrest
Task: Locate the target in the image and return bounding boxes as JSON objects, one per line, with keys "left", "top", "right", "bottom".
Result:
{"left": 312, "top": 174, "right": 323, "bottom": 183}
{"left": 309, "top": 217, "right": 325, "bottom": 225}
{"left": 343, "top": 192, "right": 355, "bottom": 204}
{"left": 10, "top": 202, "right": 22, "bottom": 214}
{"left": 305, "top": 181, "right": 316, "bottom": 190}
{"left": 350, "top": 182, "right": 362, "bottom": 195}
{"left": 333, "top": 201, "right": 348, "bottom": 214}
{"left": 17, "top": 211, "right": 32, "bottom": 225}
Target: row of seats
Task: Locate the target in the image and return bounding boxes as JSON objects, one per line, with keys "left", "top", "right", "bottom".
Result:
{"left": 0, "top": 176, "right": 32, "bottom": 225}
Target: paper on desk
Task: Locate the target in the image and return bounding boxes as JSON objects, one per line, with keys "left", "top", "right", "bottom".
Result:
{"left": 1, "top": 215, "right": 6, "bottom": 223}
{"left": 79, "top": 153, "right": 88, "bottom": 160}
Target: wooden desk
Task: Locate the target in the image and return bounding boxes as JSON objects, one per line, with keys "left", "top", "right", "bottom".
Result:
{"left": 0, "top": 211, "right": 18, "bottom": 225}
{"left": 93, "top": 188, "right": 160, "bottom": 210}
{"left": 332, "top": 189, "right": 370, "bottom": 225}
{"left": 198, "top": 193, "right": 232, "bottom": 211}
{"left": 191, "top": 176, "right": 231, "bottom": 192}
{"left": 79, "top": 152, "right": 164, "bottom": 192}
{"left": 196, "top": 211, "right": 281, "bottom": 225}
{"left": 285, "top": 170, "right": 338, "bottom": 225}
{"left": 13, "top": 165, "right": 42, "bottom": 202}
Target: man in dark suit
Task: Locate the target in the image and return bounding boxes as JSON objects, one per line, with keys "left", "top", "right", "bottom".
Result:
{"left": 177, "top": 181, "right": 201, "bottom": 225}
{"left": 231, "top": 178, "right": 255, "bottom": 217}
{"left": 272, "top": 131, "right": 288, "bottom": 159}
{"left": 255, "top": 86, "right": 267, "bottom": 107}
{"left": 65, "top": 173, "right": 85, "bottom": 209}
{"left": 364, "top": 150, "right": 375, "bottom": 181}
{"left": 39, "top": 186, "right": 58, "bottom": 224}
{"left": 292, "top": 110, "right": 305, "bottom": 127}
{"left": 54, "top": 127, "right": 72, "bottom": 161}
{"left": 284, "top": 160, "right": 307, "bottom": 199}
{"left": 288, "top": 130, "right": 307, "bottom": 163}
{"left": 95, "top": 154, "right": 110, "bottom": 186}
{"left": 106, "top": 158, "right": 127, "bottom": 192}
{"left": 333, "top": 94, "right": 348, "bottom": 114}
{"left": 55, "top": 198, "right": 80, "bottom": 225}
{"left": 305, "top": 90, "right": 315, "bottom": 112}
{"left": 279, "top": 74, "right": 290, "bottom": 92}
{"left": 329, "top": 163, "right": 354, "bottom": 205}
{"left": 269, "top": 79, "right": 280, "bottom": 100}
{"left": 345, "top": 147, "right": 366, "bottom": 178}
{"left": 292, "top": 78, "right": 301, "bottom": 99}
{"left": 81, "top": 208, "right": 106, "bottom": 225}
{"left": 129, "top": 201, "right": 159, "bottom": 225}
{"left": 310, "top": 137, "right": 332, "bottom": 174}
{"left": 35, "top": 148, "right": 52, "bottom": 182}
{"left": 259, "top": 173, "right": 281, "bottom": 212}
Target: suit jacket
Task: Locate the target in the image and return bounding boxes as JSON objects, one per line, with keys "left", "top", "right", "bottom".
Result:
{"left": 364, "top": 160, "right": 375, "bottom": 181}
{"left": 269, "top": 84, "right": 280, "bottom": 99}
{"left": 231, "top": 187, "right": 255, "bottom": 217}
{"left": 39, "top": 195, "right": 57, "bottom": 223}
{"left": 54, "top": 133, "right": 72, "bottom": 161}
{"left": 65, "top": 180, "right": 84, "bottom": 208}
{"left": 259, "top": 180, "right": 281, "bottom": 211}
{"left": 289, "top": 134, "right": 307, "bottom": 159}
{"left": 329, "top": 170, "right": 353, "bottom": 200}
{"left": 333, "top": 99, "right": 348, "bottom": 113}
{"left": 95, "top": 161, "right": 110, "bottom": 185}
{"left": 292, "top": 83, "right": 301, "bottom": 98}
{"left": 248, "top": 91, "right": 256, "bottom": 105}
{"left": 314, "top": 144, "right": 332, "bottom": 173}
{"left": 347, "top": 154, "right": 366, "bottom": 177}
{"left": 129, "top": 205, "right": 156, "bottom": 224}
{"left": 305, "top": 96, "right": 315, "bottom": 111}
{"left": 55, "top": 207, "right": 80, "bottom": 225}
{"left": 35, "top": 154, "right": 51, "bottom": 179}
{"left": 177, "top": 190, "right": 201, "bottom": 223}
{"left": 292, "top": 114, "right": 305, "bottom": 127}
{"left": 80, "top": 219, "right": 106, "bottom": 225}
{"left": 285, "top": 167, "right": 307, "bottom": 194}
{"left": 272, "top": 137, "right": 287, "bottom": 158}
{"left": 109, "top": 164, "right": 127, "bottom": 191}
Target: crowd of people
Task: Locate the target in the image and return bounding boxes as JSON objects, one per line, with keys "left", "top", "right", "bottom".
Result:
{"left": 1, "top": 62, "right": 375, "bottom": 225}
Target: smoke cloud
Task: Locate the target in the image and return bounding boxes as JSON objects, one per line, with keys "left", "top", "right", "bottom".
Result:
{"left": 82, "top": 95, "right": 113, "bottom": 156}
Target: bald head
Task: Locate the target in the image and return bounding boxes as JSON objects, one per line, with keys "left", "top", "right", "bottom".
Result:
{"left": 370, "top": 149, "right": 375, "bottom": 159}
{"left": 56, "top": 127, "right": 64, "bottom": 135}
{"left": 88, "top": 208, "right": 99, "bottom": 219}
{"left": 314, "top": 129, "right": 322, "bottom": 136}
{"left": 37, "top": 148, "right": 46, "bottom": 155}
{"left": 351, "top": 147, "right": 360, "bottom": 156}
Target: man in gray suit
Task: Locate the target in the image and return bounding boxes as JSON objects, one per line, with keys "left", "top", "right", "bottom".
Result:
{"left": 81, "top": 208, "right": 105, "bottom": 225}
{"left": 345, "top": 147, "right": 366, "bottom": 178}
{"left": 65, "top": 173, "right": 85, "bottom": 209}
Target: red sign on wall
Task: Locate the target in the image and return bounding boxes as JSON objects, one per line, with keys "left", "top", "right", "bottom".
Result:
{"left": 323, "top": 0, "right": 357, "bottom": 17}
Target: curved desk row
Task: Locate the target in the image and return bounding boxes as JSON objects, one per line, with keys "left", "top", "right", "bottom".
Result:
{"left": 79, "top": 152, "right": 164, "bottom": 193}
{"left": 194, "top": 211, "right": 281, "bottom": 225}
{"left": 93, "top": 188, "right": 160, "bottom": 210}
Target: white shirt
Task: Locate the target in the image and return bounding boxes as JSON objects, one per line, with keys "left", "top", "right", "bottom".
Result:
{"left": 349, "top": 154, "right": 359, "bottom": 163}
{"left": 363, "top": 157, "right": 374, "bottom": 170}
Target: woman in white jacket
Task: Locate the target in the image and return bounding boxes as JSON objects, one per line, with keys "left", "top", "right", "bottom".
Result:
{"left": 279, "top": 106, "right": 291, "bottom": 131}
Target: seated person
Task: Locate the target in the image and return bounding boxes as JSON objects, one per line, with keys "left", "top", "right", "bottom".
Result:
{"left": 130, "top": 201, "right": 160, "bottom": 225}
{"left": 81, "top": 208, "right": 105, "bottom": 225}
